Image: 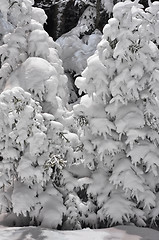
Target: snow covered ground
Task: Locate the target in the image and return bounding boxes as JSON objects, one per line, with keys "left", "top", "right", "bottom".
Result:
{"left": 0, "top": 225, "right": 159, "bottom": 240}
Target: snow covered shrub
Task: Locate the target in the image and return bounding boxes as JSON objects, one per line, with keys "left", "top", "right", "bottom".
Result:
{"left": 74, "top": 0, "right": 159, "bottom": 227}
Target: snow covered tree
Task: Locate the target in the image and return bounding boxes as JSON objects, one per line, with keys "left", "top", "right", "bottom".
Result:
{"left": 74, "top": 0, "right": 159, "bottom": 227}
{"left": 0, "top": 0, "right": 83, "bottom": 229}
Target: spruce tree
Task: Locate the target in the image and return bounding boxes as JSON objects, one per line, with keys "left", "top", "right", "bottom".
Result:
{"left": 74, "top": 0, "right": 159, "bottom": 227}
{"left": 0, "top": 0, "right": 81, "bottom": 228}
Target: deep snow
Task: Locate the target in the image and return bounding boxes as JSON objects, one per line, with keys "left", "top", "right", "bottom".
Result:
{"left": 0, "top": 225, "right": 159, "bottom": 240}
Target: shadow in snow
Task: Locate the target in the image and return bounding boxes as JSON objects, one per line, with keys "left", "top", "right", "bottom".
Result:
{"left": 115, "top": 225, "right": 159, "bottom": 240}
{"left": 13, "top": 227, "right": 47, "bottom": 240}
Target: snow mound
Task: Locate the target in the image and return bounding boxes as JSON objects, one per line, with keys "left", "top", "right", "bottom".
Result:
{"left": 20, "top": 57, "right": 56, "bottom": 90}
{"left": 4, "top": 57, "right": 59, "bottom": 103}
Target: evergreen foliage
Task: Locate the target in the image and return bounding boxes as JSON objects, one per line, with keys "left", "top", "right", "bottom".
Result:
{"left": 1, "top": 0, "right": 159, "bottom": 230}
{"left": 0, "top": 0, "right": 81, "bottom": 228}
{"left": 75, "top": 0, "right": 159, "bottom": 227}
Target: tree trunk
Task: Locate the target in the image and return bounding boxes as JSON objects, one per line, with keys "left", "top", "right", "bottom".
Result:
{"left": 95, "top": 0, "right": 101, "bottom": 29}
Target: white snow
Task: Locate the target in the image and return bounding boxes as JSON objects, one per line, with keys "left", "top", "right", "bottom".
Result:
{"left": 4, "top": 57, "right": 58, "bottom": 101}
{"left": 0, "top": 225, "right": 158, "bottom": 240}
{"left": 0, "top": 12, "right": 13, "bottom": 42}
{"left": 0, "top": 0, "right": 9, "bottom": 20}
{"left": 31, "top": 7, "right": 47, "bottom": 25}
{"left": 57, "top": 26, "right": 102, "bottom": 74}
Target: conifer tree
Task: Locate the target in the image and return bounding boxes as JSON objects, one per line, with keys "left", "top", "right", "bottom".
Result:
{"left": 0, "top": 0, "right": 81, "bottom": 228}
{"left": 74, "top": 0, "right": 159, "bottom": 227}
